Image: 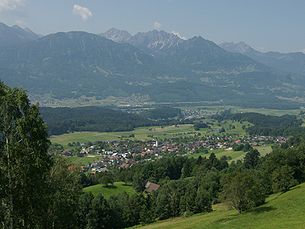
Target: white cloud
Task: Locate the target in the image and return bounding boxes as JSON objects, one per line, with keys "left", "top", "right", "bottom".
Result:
{"left": 172, "top": 31, "right": 186, "bottom": 40}
{"left": 73, "top": 4, "right": 92, "bottom": 21}
{"left": 0, "top": 0, "right": 25, "bottom": 12}
{"left": 153, "top": 21, "right": 162, "bottom": 30}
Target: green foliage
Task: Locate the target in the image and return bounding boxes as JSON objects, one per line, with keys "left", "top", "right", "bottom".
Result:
{"left": 86, "top": 194, "right": 114, "bottom": 229}
{"left": 133, "top": 172, "right": 145, "bottom": 192}
{"left": 244, "top": 149, "right": 260, "bottom": 169}
{"left": 195, "top": 187, "right": 212, "bottom": 213}
{"left": 262, "top": 143, "right": 305, "bottom": 189}
{"left": 100, "top": 172, "right": 115, "bottom": 187}
{"left": 222, "top": 171, "right": 266, "bottom": 213}
{"left": 76, "top": 192, "right": 94, "bottom": 229}
{"left": 181, "top": 160, "right": 193, "bottom": 178}
{"left": 154, "top": 178, "right": 213, "bottom": 220}
{"left": 215, "top": 111, "right": 304, "bottom": 136}
{"left": 233, "top": 142, "right": 252, "bottom": 152}
{"left": 41, "top": 106, "right": 152, "bottom": 135}
{"left": 48, "top": 143, "right": 64, "bottom": 155}
{"left": 271, "top": 165, "right": 297, "bottom": 193}
{"left": 45, "top": 157, "right": 82, "bottom": 229}
{"left": 142, "top": 107, "right": 182, "bottom": 120}
{"left": 193, "top": 122, "right": 209, "bottom": 131}
{"left": 197, "top": 171, "right": 221, "bottom": 204}
{"left": 139, "top": 182, "right": 305, "bottom": 229}
{"left": 83, "top": 182, "right": 136, "bottom": 199}
{"left": 0, "top": 82, "right": 52, "bottom": 228}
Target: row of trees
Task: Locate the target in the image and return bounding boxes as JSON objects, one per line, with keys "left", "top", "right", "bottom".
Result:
{"left": 0, "top": 83, "right": 82, "bottom": 228}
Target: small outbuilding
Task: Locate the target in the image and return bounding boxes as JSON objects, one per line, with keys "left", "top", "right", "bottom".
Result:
{"left": 145, "top": 181, "right": 160, "bottom": 193}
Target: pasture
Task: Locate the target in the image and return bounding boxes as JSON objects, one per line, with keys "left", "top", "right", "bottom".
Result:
{"left": 51, "top": 121, "right": 247, "bottom": 148}
{"left": 136, "top": 182, "right": 305, "bottom": 229}
{"left": 83, "top": 182, "right": 136, "bottom": 199}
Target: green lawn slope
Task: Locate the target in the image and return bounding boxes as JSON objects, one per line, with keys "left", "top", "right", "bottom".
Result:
{"left": 138, "top": 182, "right": 305, "bottom": 229}
{"left": 83, "top": 182, "right": 136, "bottom": 199}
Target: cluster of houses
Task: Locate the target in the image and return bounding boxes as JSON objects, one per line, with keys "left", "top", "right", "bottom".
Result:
{"left": 182, "top": 107, "right": 216, "bottom": 119}
{"left": 62, "top": 134, "right": 286, "bottom": 174}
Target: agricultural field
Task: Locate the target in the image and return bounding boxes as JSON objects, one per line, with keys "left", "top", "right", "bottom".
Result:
{"left": 51, "top": 121, "right": 247, "bottom": 148}
{"left": 188, "top": 149, "right": 245, "bottom": 162}
{"left": 253, "top": 145, "right": 273, "bottom": 156}
{"left": 232, "top": 107, "right": 301, "bottom": 116}
{"left": 179, "top": 105, "right": 302, "bottom": 117}
{"left": 189, "top": 145, "right": 272, "bottom": 162}
{"left": 83, "top": 182, "right": 136, "bottom": 199}
{"left": 136, "top": 182, "right": 305, "bottom": 229}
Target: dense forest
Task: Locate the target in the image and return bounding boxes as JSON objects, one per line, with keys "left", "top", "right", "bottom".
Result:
{"left": 214, "top": 110, "right": 305, "bottom": 136}
{"left": 140, "top": 107, "right": 182, "bottom": 120}
{"left": 40, "top": 106, "right": 185, "bottom": 135}
{"left": 40, "top": 107, "right": 151, "bottom": 135}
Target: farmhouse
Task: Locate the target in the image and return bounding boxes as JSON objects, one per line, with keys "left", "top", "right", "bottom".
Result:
{"left": 145, "top": 181, "right": 160, "bottom": 193}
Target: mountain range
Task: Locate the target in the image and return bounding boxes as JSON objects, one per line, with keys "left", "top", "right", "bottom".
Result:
{"left": 0, "top": 23, "right": 305, "bottom": 108}
{"left": 220, "top": 41, "right": 305, "bottom": 76}
{"left": 0, "top": 23, "right": 39, "bottom": 47}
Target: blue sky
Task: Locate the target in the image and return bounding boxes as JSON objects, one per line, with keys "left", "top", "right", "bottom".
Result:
{"left": 0, "top": 0, "right": 304, "bottom": 53}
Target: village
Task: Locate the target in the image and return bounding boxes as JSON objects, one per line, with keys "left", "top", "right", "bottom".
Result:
{"left": 61, "top": 134, "right": 286, "bottom": 173}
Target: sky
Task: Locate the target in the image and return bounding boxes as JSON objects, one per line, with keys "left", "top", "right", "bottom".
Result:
{"left": 0, "top": 0, "right": 304, "bottom": 53}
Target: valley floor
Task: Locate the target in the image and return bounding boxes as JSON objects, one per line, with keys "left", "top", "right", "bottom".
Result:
{"left": 136, "top": 183, "right": 305, "bottom": 229}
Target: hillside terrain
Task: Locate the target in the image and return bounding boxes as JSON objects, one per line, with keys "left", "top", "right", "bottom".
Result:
{"left": 137, "top": 182, "right": 305, "bottom": 229}
{"left": 83, "top": 182, "right": 136, "bottom": 199}
{"left": 0, "top": 23, "right": 39, "bottom": 47}
{"left": 220, "top": 41, "right": 305, "bottom": 76}
{"left": 1, "top": 24, "right": 305, "bottom": 108}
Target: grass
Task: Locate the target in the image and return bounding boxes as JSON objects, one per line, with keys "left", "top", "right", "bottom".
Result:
{"left": 51, "top": 122, "right": 247, "bottom": 148}
{"left": 64, "top": 156, "right": 101, "bottom": 167}
{"left": 233, "top": 107, "right": 301, "bottom": 116}
{"left": 51, "top": 125, "right": 195, "bottom": 147}
{"left": 253, "top": 145, "right": 273, "bottom": 156}
{"left": 136, "top": 182, "right": 305, "bottom": 229}
{"left": 188, "top": 149, "right": 245, "bottom": 162}
{"left": 83, "top": 182, "right": 136, "bottom": 199}
{"left": 179, "top": 105, "right": 301, "bottom": 117}
{"left": 189, "top": 145, "right": 273, "bottom": 162}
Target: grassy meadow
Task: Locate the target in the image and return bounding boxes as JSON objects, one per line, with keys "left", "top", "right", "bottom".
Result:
{"left": 188, "top": 145, "right": 272, "bottom": 162}
{"left": 83, "top": 182, "right": 136, "bottom": 199}
{"left": 188, "top": 149, "right": 245, "bottom": 162}
{"left": 183, "top": 105, "right": 301, "bottom": 116}
{"left": 253, "top": 145, "right": 273, "bottom": 156}
{"left": 136, "top": 182, "right": 305, "bottom": 229}
{"left": 51, "top": 121, "right": 247, "bottom": 148}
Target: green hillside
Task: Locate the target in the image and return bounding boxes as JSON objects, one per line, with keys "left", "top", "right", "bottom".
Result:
{"left": 83, "top": 182, "right": 136, "bottom": 199}
{"left": 138, "top": 182, "right": 305, "bottom": 229}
